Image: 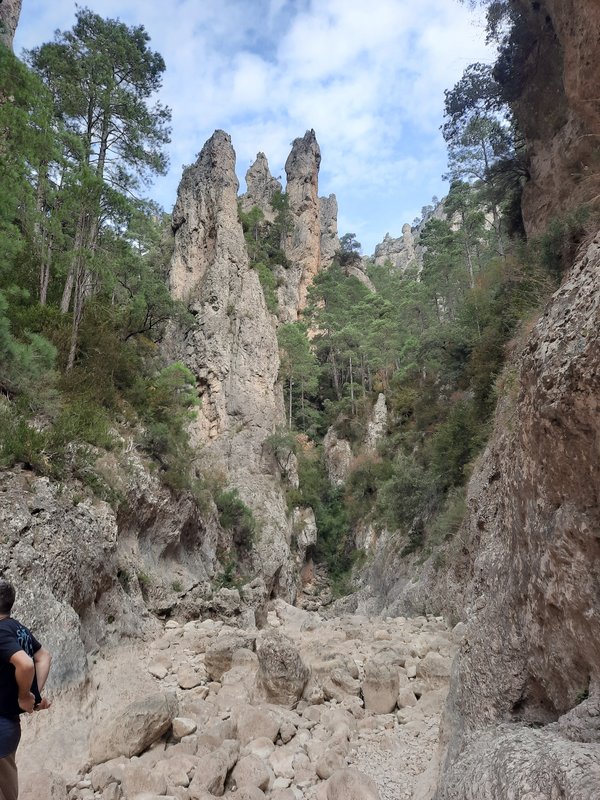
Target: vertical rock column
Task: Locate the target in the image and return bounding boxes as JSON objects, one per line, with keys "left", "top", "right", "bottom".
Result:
{"left": 168, "top": 130, "right": 294, "bottom": 597}
{"left": 319, "top": 193, "right": 340, "bottom": 268}
{"left": 279, "top": 129, "right": 322, "bottom": 321}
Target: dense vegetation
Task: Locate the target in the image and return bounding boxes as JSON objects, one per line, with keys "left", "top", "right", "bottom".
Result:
{"left": 0, "top": 10, "right": 197, "bottom": 498}
{"left": 2, "top": 2, "right": 593, "bottom": 595}
{"left": 268, "top": 0, "right": 592, "bottom": 588}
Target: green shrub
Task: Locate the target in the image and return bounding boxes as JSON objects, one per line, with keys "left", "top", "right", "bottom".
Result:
{"left": 536, "top": 207, "right": 590, "bottom": 281}
{"left": 215, "top": 488, "right": 257, "bottom": 549}
{"left": 376, "top": 453, "right": 432, "bottom": 530}
{"left": 428, "top": 486, "right": 467, "bottom": 545}
{"left": 426, "top": 400, "right": 486, "bottom": 490}
{"left": 0, "top": 404, "right": 50, "bottom": 473}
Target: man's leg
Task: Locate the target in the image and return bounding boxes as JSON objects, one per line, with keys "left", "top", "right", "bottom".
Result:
{"left": 0, "top": 751, "right": 18, "bottom": 800}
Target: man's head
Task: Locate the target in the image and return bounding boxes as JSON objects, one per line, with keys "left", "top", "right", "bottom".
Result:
{"left": 0, "top": 579, "right": 16, "bottom": 615}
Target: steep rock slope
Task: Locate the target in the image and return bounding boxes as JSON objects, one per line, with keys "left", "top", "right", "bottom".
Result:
{"left": 168, "top": 130, "right": 295, "bottom": 597}
{"left": 434, "top": 233, "right": 600, "bottom": 798}
{"left": 279, "top": 130, "right": 322, "bottom": 321}
{"left": 514, "top": 0, "right": 600, "bottom": 234}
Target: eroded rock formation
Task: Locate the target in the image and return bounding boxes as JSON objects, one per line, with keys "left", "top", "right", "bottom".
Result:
{"left": 319, "top": 193, "right": 340, "bottom": 267}
{"left": 513, "top": 0, "right": 600, "bottom": 234}
{"left": 240, "top": 152, "right": 282, "bottom": 223}
{"left": 373, "top": 225, "right": 419, "bottom": 272}
{"left": 434, "top": 233, "right": 600, "bottom": 798}
{"left": 168, "top": 130, "right": 295, "bottom": 597}
{"left": 279, "top": 130, "right": 322, "bottom": 321}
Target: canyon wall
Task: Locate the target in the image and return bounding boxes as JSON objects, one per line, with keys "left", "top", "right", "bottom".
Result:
{"left": 513, "top": 0, "right": 600, "bottom": 235}
{"left": 431, "top": 5, "right": 600, "bottom": 792}
{"left": 434, "top": 227, "right": 600, "bottom": 800}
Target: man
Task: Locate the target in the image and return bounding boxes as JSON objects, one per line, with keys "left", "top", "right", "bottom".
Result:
{"left": 0, "top": 579, "right": 52, "bottom": 800}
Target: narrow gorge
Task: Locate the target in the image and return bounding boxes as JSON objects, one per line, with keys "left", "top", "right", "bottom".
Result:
{"left": 0, "top": 1, "right": 599, "bottom": 799}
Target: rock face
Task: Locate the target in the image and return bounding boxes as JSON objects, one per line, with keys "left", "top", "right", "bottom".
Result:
{"left": 512, "top": 0, "right": 600, "bottom": 235}
{"left": 0, "top": 0, "right": 21, "bottom": 49}
{"left": 365, "top": 393, "right": 387, "bottom": 452}
{"left": 319, "top": 194, "right": 340, "bottom": 267}
{"left": 434, "top": 233, "right": 600, "bottom": 798}
{"left": 373, "top": 224, "right": 419, "bottom": 272}
{"left": 279, "top": 130, "right": 322, "bottom": 321}
{"left": 168, "top": 130, "right": 294, "bottom": 597}
{"left": 323, "top": 427, "right": 353, "bottom": 487}
{"left": 240, "top": 152, "right": 282, "bottom": 223}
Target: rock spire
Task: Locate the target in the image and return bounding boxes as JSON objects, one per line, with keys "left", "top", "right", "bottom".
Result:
{"left": 167, "top": 130, "right": 294, "bottom": 596}
{"left": 239, "top": 152, "right": 282, "bottom": 223}
{"left": 279, "top": 129, "right": 322, "bottom": 321}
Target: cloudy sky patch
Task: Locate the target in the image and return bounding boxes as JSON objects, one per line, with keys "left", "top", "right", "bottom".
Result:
{"left": 15, "top": 0, "right": 493, "bottom": 253}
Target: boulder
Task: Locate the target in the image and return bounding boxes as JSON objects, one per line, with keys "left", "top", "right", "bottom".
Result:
{"left": 205, "top": 633, "right": 256, "bottom": 681}
{"left": 322, "top": 768, "right": 380, "bottom": 800}
{"left": 188, "top": 740, "right": 239, "bottom": 797}
{"left": 90, "top": 692, "right": 178, "bottom": 764}
{"left": 362, "top": 658, "right": 400, "bottom": 714}
{"left": 122, "top": 761, "right": 168, "bottom": 797}
{"left": 230, "top": 754, "right": 271, "bottom": 791}
{"left": 235, "top": 705, "right": 280, "bottom": 746}
{"left": 256, "top": 632, "right": 310, "bottom": 708}
{"left": 19, "top": 770, "right": 67, "bottom": 799}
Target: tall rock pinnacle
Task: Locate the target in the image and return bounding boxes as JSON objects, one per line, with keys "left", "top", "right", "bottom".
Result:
{"left": 167, "top": 130, "right": 294, "bottom": 596}
{"left": 280, "top": 129, "right": 322, "bottom": 321}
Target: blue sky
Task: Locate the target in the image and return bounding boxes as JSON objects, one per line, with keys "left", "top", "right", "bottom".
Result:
{"left": 14, "top": 0, "right": 493, "bottom": 254}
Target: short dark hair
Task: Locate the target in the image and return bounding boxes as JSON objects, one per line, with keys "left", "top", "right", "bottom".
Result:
{"left": 0, "top": 580, "right": 16, "bottom": 615}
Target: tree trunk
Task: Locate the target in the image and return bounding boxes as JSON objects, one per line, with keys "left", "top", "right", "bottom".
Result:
{"left": 288, "top": 376, "right": 293, "bottom": 429}
{"left": 349, "top": 354, "right": 355, "bottom": 415}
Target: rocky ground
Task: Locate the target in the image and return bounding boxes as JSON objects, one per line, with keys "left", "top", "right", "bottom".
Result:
{"left": 16, "top": 600, "right": 457, "bottom": 800}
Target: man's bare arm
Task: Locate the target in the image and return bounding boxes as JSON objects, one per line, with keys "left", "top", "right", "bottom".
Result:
{"left": 33, "top": 647, "right": 52, "bottom": 693}
{"left": 9, "top": 651, "right": 35, "bottom": 712}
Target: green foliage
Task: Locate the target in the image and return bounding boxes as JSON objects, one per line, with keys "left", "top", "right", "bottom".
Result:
{"left": 136, "top": 362, "right": 198, "bottom": 490}
{"left": 277, "top": 323, "right": 320, "bottom": 432}
{"left": 344, "top": 456, "right": 393, "bottom": 525}
{"left": 428, "top": 487, "right": 467, "bottom": 546}
{"left": 287, "top": 446, "right": 353, "bottom": 593}
{"left": 376, "top": 453, "right": 432, "bottom": 531}
{"left": 239, "top": 193, "right": 291, "bottom": 313}
{"left": 535, "top": 208, "right": 591, "bottom": 281}
{"left": 215, "top": 488, "right": 257, "bottom": 549}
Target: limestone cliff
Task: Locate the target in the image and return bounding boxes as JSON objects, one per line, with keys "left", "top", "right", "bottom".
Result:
{"left": 168, "top": 130, "right": 295, "bottom": 597}
{"left": 319, "top": 193, "right": 340, "bottom": 267}
{"left": 0, "top": 0, "right": 21, "bottom": 50}
{"left": 512, "top": 0, "right": 600, "bottom": 235}
{"left": 279, "top": 130, "right": 322, "bottom": 322}
{"left": 432, "top": 233, "right": 600, "bottom": 797}
{"left": 239, "top": 152, "right": 282, "bottom": 224}
{"left": 0, "top": 450, "right": 227, "bottom": 693}
{"left": 373, "top": 225, "right": 419, "bottom": 272}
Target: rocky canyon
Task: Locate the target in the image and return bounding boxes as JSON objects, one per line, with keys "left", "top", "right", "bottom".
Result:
{"left": 1, "top": 1, "right": 600, "bottom": 799}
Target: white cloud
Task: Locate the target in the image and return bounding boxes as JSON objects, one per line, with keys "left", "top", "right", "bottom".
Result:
{"left": 14, "top": 0, "right": 493, "bottom": 252}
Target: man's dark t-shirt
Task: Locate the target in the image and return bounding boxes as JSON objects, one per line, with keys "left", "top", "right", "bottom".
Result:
{"left": 0, "top": 618, "right": 42, "bottom": 716}
{"left": 0, "top": 617, "right": 42, "bottom": 758}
